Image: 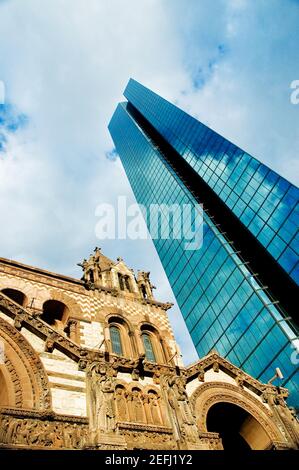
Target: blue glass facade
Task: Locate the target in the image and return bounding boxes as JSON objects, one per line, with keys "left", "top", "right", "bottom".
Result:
{"left": 109, "top": 80, "right": 299, "bottom": 407}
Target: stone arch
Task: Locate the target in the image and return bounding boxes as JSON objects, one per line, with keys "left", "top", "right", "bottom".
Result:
{"left": 40, "top": 291, "right": 82, "bottom": 340}
{"left": 0, "top": 316, "right": 52, "bottom": 411}
{"left": 126, "top": 382, "right": 143, "bottom": 393}
{"left": 106, "top": 313, "right": 133, "bottom": 330}
{"left": 105, "top": 313, "right": 137, "bottom": 358}
{"left": 0, "top": 278, "right": 33, "bottom": 307}
{"left": 190, "top": 382, "right": 284, "bottom": 449}
{"left": 41, "top": 299, "right": 69, "bottom": 326}
{"left": 94, "top": 307, "right": 124, "bottom": 322}
{"left": 114, "top": 378, "right": 129, "bottom": 388}
{"left": 139, "top": 323, "right": 168, "bottom": 363}
{"left": 143, "top": 384, "right": 161, "bottom": 395}
{"left": 1, "top": 288, "right": 28, "bottom": 308}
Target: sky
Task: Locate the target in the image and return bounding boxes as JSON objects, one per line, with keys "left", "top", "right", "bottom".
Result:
{"left": 0, "top": 0, "right": 298, "bottom": 365}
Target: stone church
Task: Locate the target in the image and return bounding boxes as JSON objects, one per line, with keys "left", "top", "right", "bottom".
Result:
{"left": 0, "top": 248, "right": 298, "bottom": 450}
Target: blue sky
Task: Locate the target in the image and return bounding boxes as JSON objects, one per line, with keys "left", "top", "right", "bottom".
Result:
{"left": 0, "top": 0, "right": 298, "bottom": 365}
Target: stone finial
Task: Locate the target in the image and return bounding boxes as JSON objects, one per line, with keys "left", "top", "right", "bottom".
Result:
{"left": 137, "top": 271, "right": 155, "bottom": 300}
{"left": 93, "top": 247, "right": 102, "bottom": 260}
{"left": 78, "top": 248, "right": 102, "bottom": 288}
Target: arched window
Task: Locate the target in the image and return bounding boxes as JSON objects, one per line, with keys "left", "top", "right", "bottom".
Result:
{"left": 41, "top": 300, "right": 68, "bottom": 327}
{"left": 118, "top": 273, "right": 125, "bottom": 291}
{"left": 110, "top": 326, "right": 123, "bottom": 355}
{"left": 124, "top": 276, "right": 131, "bottom": 292}
{"left": 140, "top": 284, "right": 147, "bottom": 299}
{"left": 2, "top": 288, "right": 27, "bottom": 307}
{"left": 142, "top": 333, "right": 156, "bottom": 362}
{"left": 118, "top": 274, "right": 131, "bottom": 292}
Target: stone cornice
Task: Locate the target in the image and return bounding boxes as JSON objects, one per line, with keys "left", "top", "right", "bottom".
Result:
{"left": 117, "top": 422, "right": 173, "bottom": 433}
{"left": 0, "top": 406, "right": 89, "bottom": 424}
{"left": 185, "top": 352, "right": 288, "bottom": 397}
{"left": 0, "top": 256, "right": 84, "bottom": 288}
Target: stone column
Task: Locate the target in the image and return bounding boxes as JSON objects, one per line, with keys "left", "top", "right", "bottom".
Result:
{"left": 129, "top": 330, "right": 138, "bottom": 357}
{"left": 135, "top": 331, "right": 145, "bottom": 357}
{"left": 104, "top": 326, "right": 111, "bottom": 352}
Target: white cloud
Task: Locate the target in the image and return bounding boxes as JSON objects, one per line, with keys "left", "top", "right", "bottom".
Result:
{"left": 0, "top": 0, "right": 197, "bottom": 363}
{"left": 165, "top": 0, "right": 299, "bottom": 184}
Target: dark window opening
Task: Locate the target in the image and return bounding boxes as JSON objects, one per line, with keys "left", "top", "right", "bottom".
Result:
{"left": 141, "top": 284, "right": 147, "bottom": 299}
{"left": 41, "top": 300, "right": 67, "bottom": 326}
{"left": 118, "top": 273, "right": 125, "bottom": 291}
{"left": 2, "top": 288, "right": 26, "bottom": 307}
{"left": 124, "top": 275, "right": 131, "bottom": 292}
{"left": 89, "top": 270, "right": 94, "bottom": 283}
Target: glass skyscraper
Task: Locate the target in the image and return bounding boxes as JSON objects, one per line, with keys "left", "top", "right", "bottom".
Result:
{"left": 109, "top": 79, "right": 299, "bottom": 408}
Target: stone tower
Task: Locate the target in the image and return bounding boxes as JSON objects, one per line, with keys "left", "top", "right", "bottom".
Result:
{"left": 0, "top": 250, "right": 298, "bottom": 450}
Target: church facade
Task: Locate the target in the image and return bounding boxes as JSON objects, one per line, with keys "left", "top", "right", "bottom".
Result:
{"left": 0, "top": 249, "right": 298, "bottom": 450}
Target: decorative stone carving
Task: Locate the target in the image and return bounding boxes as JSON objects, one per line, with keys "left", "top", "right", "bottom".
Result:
{"left": 186, "top": 352, "right": 272, "bottom": 396}
{"left": 163, "top": 375, "right": 199, "bottom": 446}
{"left": 197, "top": 367, "right": 205, "bottom": 382}
{"left": 44, "top": 337, "right": 55, "bottom": 353}
{"left": 261, "top": 385, "right": 278, "bottom": 406}
{"left": 13, "top": 314, "right": 25, "bottom": 330}
{"left": 86, "top": 361, "right": 117, "bottom": 433}
{"left": 0, "top": 412, "right": 88, "bottom": 449}
{"left": 235, "top": 374, "right": 244, "bottom": 388}
{"left": 262, "top": 389, "right": 299, "bottom": 448}
{"left": 78, "top": 247, "right": 103, "bottom": 289}
{"left": 148, "top": 391, "right": 162, "bottom": 425}
{"left": 118, "top": 423, "right": 175, "bottom": 450}
{"left": 0, "top": 316, "right": 52, "bottom": 410}
{"left": 115, "top": 386, "right": 129, "bottom": 421}
{"left": 190, "top": 381, "right": 293, "bottom": 448}
{"left": 128, "top": 388, "right": 146, "bottom": 423}
{"left": 131, "top": 368, "right": 140, "bottom": 381}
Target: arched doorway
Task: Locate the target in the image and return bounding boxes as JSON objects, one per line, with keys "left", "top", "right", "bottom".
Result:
{"left": 207, "top": 402, "right": 271, "bottom": 450}
{"left": 191, "top": 382, "right": 283, "bottom": 450}
{"left": 0, "top": 316, "right": 52, "bottom": 410}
